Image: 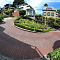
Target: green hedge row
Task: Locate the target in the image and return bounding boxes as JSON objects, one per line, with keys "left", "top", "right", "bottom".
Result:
{"left": 14, "top": 23, "right": 55, "bottom": 32}
{"left": 14, "top": 16, "right": 56, "bottom": 32}
{"left": 14, "top": 23, "right": 42, "bottom": 32}
{"left": 47, "top": 48, "right": 60, "bottom": 60}
{"left": 0, "top": 15, "right": 4, "bottom": 22}
{"left": 3, "top": 15, "right": 9, "bottom": 18}
{"left": 0, "top": 15, "right": 9, "bottom": 23}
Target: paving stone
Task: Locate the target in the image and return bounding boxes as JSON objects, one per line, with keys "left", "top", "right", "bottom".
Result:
{"left": 0, "top": 17, "right": 60, "bottom": 59}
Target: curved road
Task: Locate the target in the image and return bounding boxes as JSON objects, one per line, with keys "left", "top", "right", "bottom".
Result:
{"left": 0, "top": 17, "right": 60, "bottom": 59}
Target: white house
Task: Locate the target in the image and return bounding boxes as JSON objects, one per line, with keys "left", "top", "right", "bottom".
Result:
{"left": 17, "top": 3, "right": 35, "bottom": 16}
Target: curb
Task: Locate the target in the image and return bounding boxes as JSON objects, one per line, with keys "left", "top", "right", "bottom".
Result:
{"left": 13, "top": 23, "right": 60, "bottom": 33}
{"left": 13, "top": 23, "right": 37, "bottom": 33}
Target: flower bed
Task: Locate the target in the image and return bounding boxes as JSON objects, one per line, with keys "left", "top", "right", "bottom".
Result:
{"left": 14, "top": 17, "right": 56, "bottom": 32}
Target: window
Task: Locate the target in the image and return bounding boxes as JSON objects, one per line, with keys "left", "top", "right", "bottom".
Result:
{"left": 47, "top": 12, "right": 50, "bottom": 16}
{"left": 56, "top": 14, "right": 58, "bottom": 17}
{"left": 51, "top": 12, "right": 54, "bottom": 16}
{"left": 44, "top": 12, "right": 46, "bottom": 16}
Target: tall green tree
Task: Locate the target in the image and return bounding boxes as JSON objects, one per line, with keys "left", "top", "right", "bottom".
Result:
{"left": 44, "top": 3, "right": 48, "bottom": 7}
{"left": 19, "top": 10, "right": 26, "bottom": 17}
{"left": 13, "top": 0, "right": 24, "bottom": 5}
{"left": 58, "top": 10, "right": 60, "bottom": 17}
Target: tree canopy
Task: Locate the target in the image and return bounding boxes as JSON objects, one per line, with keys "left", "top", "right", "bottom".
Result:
{"left": 44, "top": 3, "right": 48, "bottom": 7}
{"left": 13, "top": 0, "right": 24, "bottom": 5}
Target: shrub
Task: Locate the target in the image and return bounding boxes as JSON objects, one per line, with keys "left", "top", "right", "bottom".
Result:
{"left": 14, "top": 17, "right": 56, "bottom": 32}
{"left": 3, "top": 15, "right": 9, "bottom": 18}
{"left": 4, "top": 9, "right": 14, "bottom": 16}
{"left": 56, "top": 18, "right": 60, "bottom": 25}
{"left": 8, "top": 9, "right": 14, "bottom": 16}
{"left": 35, "top": 14, "right": 45, "bottom": 23}
{"left": 0, "top": 15, "right": 4, "bottom": 22}
{"left": 0, "top": 15, "right": 4, "bottom": 19}
{"left": 0, "top": 14, "right": 9, "bottom": 23}
{"left": 0, "top": 10, "right": 2, "bottom": 14}
{"left": 14, "top": 16, "right": 22, "bottom": 23}
{"left": 47, "top": 48, "right": 60, "bottom": 60}
{"left": 0, "top": 18, "right": 2, "bottom": 22}
{"left": 19, "top": 10, "right": 26, "bottom": 16}
{"left": 48, "top": 17, "right": 55, "bottom": 27}
{"left": 35, "top": 14, "right": 43, "bottom": 19}
{"left": 35, "top": 14, "right": 38, "bottom": 20}
{"left": 16, "top": 16, "right": 22, "bottom": 20}
{"left": 9, "top": 9, "right": 14, "bottom": 13}
{"left": 8, "top": 7, "right": 15, "bottom": 10}
{"left": 4, "top": 11, "right": 9, "bottom": 15}
{"left": 23, "top": 16, "right": 33, "bottom": 20}
{"left": 53, "top": 18, "right": 60, "bottom": 28}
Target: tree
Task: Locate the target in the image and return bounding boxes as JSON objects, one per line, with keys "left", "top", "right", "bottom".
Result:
{"left": 58, "top": 10, "right": 60, "bottom": 17}
{"left": 9, "top": 9, "right": 14, "bottom": 16}
{"left": 4, "top": 11, "right": 9, "bottom": 15}
{"left": 58, "top": 10, "right": 60, "bottom": 12}
{"left": 4, "top": 8, "right": 14, "bottom": 16}
{"left": 8, "top": 7, "right": 15, "bottom": 10}
{"left": 0, "top": 10, "right": 2, "bottom": 14}
{"left": 35, "top": 14, "right": 44, "bottom": 22}
{"left": 8, "top": 7, "right": 15, "bottom": 16}
{"left": 48, "top": 17, "right": 55, "bottom": 27}
{"left": 0, "top": 15, "right": 3, "bottom": 22}
{"left": 19, "top": 10, "right": 26, "bottom": 17}
{"left": 4, "top": 4, "right": 12, "bottom": 10}
{"left": 13, "top": 0, "right": 24, "bottom": 5}
{"left": 44, "top": 3, "right": 48, "bottom": 7}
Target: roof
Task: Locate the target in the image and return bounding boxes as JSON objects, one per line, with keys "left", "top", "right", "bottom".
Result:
{"left": 19, "top": 3, "right": 28, "bottom": 6}
{"left": 43, "top": 6, "right": 57, "bottom": 11}
{"left": 18, "top": 3, "right": 35, "bottom": 10}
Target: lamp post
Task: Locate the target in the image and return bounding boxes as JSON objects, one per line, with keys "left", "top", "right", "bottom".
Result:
{"left": 45, "top": 17, "right": 47, "bottom": 25}
{"left": 34, "top": 26, "right": 35, "bottom": 32}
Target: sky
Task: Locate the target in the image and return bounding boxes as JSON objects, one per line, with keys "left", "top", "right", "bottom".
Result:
{"left": 0, "top": 0, "right": 60, "bottom": 14}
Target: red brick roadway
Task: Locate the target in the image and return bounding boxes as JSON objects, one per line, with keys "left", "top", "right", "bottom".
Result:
{"left": 0, "top": 17, "right": 60, "bottom": 59}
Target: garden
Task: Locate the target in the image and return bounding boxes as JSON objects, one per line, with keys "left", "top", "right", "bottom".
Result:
{"left": 0, "top": 7, "right": 15, "bottom": 23}
{"left": 14, "top": 17, "right": 56, "bottom": 32}
{"left": 14, "top": 10, "right": 56, "bottom": 32}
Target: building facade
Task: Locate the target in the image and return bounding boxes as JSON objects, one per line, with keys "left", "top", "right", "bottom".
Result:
{"left": 18, "top": 3, "right": 35, "bottom": 16}
{"left": 43, "top": 4, "right": 59, "bottom": 18}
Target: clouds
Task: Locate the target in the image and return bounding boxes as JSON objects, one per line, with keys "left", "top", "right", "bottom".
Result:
{"left": 25, "top": 0, "right": 49, "bottom": 14}
{"left": 25, "top": 0, "right": 60, "bottom": 14}
{"left": 0, "top": 0, "right": 14, "bottom": 7}
{"left": 0, "top": 0, "right": 60, "bottom": 14}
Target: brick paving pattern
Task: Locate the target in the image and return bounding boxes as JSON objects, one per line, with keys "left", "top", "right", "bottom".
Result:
{"left": 0, "top": 17, "right": 60, "bottom": 59}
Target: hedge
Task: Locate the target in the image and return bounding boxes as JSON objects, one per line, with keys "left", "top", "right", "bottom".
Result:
{"left": 14, "top": 17, "right": 56, "bottom": 32}
{"left": 15, "top": 22, "right": 55, "bottom": 32}
{"left": 0, "top": 15, "right": 3, "bottom": 22}
{"left": 0, "top": 15, "right": 9, "bottom": 23}
{"left": 47, "top": 48, "right": 60, "bottom": 60}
